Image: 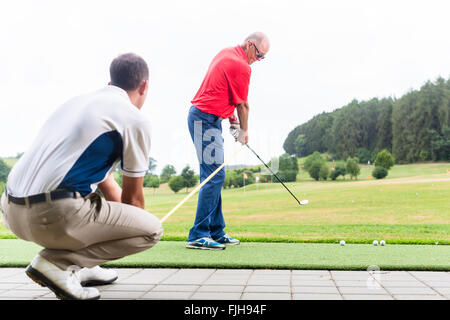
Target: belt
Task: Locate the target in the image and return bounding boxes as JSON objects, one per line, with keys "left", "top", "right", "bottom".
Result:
{"left": 6, "top": 189, "right": 78, "bottom": 206}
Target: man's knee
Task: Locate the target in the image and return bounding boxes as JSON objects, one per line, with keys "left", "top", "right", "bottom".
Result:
{"left": 143, "top": 218, "right": 164, "bottom": 245}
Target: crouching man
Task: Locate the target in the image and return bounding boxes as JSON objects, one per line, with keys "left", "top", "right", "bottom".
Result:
{"left": 0, "top": 53, "right": 163, "bottom": 300}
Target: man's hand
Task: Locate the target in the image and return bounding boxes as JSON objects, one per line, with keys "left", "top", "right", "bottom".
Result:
{"left": 234, "top": 101, "right": 250, "bottom": 144}
{"left": 230, "top": 127, "right": 248, "bottom": 144}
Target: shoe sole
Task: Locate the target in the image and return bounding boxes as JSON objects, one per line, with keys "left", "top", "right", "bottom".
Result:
{"left": 185, "top": 244, "right": 226, "bottom": 250}
{"left": 25, "top": 265, "right": 100, "bottom": 300}
{"left": 81, "top": 276, "right": 118, "bottom": 287}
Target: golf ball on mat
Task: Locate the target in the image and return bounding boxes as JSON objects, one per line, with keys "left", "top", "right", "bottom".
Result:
{"left": 380, "top": 240, "right": 386, "bottom": 246}
{"left": 340, "top": 240, "right": 345, "bottom": 246}
{"left": 373, "top": 240, "right": 378, "bottom": 246}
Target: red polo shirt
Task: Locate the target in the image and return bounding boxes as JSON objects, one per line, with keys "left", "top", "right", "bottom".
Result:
{"left": 191, "top": 45, "right": 251, "bottom": 119}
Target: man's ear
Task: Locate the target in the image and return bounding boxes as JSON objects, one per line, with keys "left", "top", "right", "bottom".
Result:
{"left": 138, "top": 80, "right": 148, "bottom": 96}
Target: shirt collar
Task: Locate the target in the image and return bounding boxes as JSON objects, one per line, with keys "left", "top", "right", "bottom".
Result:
{"left": 104, "top": 85, "right": 130, "bottom": 101}
{"left": 236, "top": 45, "right": 248, "bottom": 62}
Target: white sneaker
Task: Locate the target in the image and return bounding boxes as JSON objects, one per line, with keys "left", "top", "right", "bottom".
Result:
{"left": 25, "top": 255, "right": 100, "bottom": 300}
{"left": 78, "top": 266, "right": 118, "bottom": 287}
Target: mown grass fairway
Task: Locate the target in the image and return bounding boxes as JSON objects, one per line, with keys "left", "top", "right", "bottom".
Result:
{"left": 1, "top": 163, "right": 449, "bottom": 244}
{"left": 0, "top": 239, "right": 448, "bottom": 270}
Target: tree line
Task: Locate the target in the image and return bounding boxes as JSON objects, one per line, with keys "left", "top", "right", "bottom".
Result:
{"left": 283, "top": 77, "right": 450, "bottom": 163}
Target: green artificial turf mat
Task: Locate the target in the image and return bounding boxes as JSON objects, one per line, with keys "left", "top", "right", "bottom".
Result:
{"left": 0, "top": 239, "right": 448, "bottom": 271}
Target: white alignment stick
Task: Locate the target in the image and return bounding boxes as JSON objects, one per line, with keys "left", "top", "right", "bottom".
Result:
{"left": 160, "top": 143, "right": 246, "bottom": 224}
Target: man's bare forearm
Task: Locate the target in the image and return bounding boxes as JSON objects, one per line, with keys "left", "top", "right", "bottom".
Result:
{"left": 121, "top": 193, "right": 145, "bottom": 209}
{"left": 236, "top": 101, "right": 249, "bottom": 132}
{"left": 121, "top": 175, "right": 146, "bottom": 210}
{"left": 98, "top": 174, "right": 122, "bottom": 202}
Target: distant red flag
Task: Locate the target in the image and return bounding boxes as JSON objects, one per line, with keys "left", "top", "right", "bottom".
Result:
{"left": 243, "top": 172, "right": 248, "bottom": 179}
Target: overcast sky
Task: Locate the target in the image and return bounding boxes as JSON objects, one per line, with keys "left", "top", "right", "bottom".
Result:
{"left": 1, "top": 0, "right": 449, "bottom": 174}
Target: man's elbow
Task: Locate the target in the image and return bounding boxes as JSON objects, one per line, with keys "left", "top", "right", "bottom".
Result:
{"left": 236, "top": 101, "right": 249, "bottom": 111}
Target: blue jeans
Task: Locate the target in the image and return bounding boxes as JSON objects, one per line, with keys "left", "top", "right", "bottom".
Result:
{"left": 187, "top": 106, "right": 226, "bottom": 242}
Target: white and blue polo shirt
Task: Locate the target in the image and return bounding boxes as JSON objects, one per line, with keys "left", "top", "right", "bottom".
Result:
{"left": 7, "top": 85, "right": 152, "bottom": 197}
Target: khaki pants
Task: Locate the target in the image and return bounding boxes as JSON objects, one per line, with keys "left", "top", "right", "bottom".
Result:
{"left": 0, "top": 192, "right": 163, "bottom": 270}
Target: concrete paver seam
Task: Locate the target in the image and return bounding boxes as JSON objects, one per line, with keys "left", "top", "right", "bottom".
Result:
{"left": 407, "top": 271, "right": 449, "bottom": 300}
{"left": 187, "top": 268, "right": 218, "bottom": 300}
{"left": 328, "top": 270, "right": 344, "bottom": 300}
{"left": 372, "top": 272, "right": 396, "bottom": 300}
{"left": 239, "top": 269, "right": 254, "bottom": 300}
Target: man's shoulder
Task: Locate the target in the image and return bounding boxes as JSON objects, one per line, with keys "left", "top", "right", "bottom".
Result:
{"left": 215, "top": 48, "right": 250, "bottom": 73}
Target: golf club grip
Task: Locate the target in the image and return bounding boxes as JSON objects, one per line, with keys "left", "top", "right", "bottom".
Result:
{"left": 245, "top": 144, "right": 302, "bottom": 206}
{"left": 160, "top": 143, "right": 246, "bottom": 224}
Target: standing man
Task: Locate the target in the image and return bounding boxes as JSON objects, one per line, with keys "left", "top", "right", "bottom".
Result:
{"left": 0, "top": 53, "right": 163, "bottom": 300}
{"left": 186, "top": 32, "right": 270, "bottom": 250}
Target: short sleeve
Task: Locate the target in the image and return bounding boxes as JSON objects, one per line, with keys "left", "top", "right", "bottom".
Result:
{"left": 227, "top": 63, "right": 251, "bottom": 105}
{"left": 121, "top": 121, "right": 151, "bottom": 178}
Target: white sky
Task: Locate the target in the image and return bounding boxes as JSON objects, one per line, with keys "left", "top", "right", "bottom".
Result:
{"left": 1, "top": 0, "right": 449, "bottom": 174}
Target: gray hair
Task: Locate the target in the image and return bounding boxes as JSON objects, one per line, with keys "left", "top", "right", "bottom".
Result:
{"left": 244, "top": 32, "right": 269, "bottom": 47}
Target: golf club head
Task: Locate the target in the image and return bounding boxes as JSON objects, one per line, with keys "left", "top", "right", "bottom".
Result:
{"left": 299, "top": 200, "right": 309, "bottom": 205}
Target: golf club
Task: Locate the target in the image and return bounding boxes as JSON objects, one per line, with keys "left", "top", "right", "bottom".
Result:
{"left": 160, "top": 143, "right": 246, "bottom": 223}
{"left": 245, "top": 143, "right": 309, "bottom": 206}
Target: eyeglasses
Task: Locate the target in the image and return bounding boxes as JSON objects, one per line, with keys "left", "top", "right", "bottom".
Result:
{"left": 252, "top": 42, "right": 265, "bottom": 60}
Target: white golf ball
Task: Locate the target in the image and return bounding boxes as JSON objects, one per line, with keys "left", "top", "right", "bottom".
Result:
{"left": 380, "top": 240, "right": 386, "bottom": 246}
{"left": 373, "top": 240, "right": 379, "bottom": 246}
{"left": 340, "top": 240, "right": 345, "bottom": 246}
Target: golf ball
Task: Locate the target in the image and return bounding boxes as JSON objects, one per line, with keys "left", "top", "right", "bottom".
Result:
{"left": 380, "top": 240, "right": 386, "bottom": 246}
{"left": 373, "top": 240, "right": 379, "bottom": 246}
{"left": 340, "top": 240, "right": 345, "bottom": 246}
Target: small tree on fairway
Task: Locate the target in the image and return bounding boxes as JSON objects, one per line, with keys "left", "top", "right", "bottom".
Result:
{"left": 329, "top": 164, "right": 346, "bottom": 180}
{"left": 223, "top": 171, "right": 233, "bottom": 189}
{"left": 168, "top": 176, "right": 184, "bottom": 193}
{"left": 375, "top": 149, "right": 395, "bottom": 170}
{"left": 181, "top": 165, "right": 198, "bottom": 192}
{"left": 346, "top": 157, "right": 361, "bottom": 180}
{"left": 144, "top": 175, "right": 160, "bottom": 193}
{"left": 160, "top": 165, "right": 176, "bottom": 183}
{"left": 308, "top": 160, "right": 323, "bottom": 181}
{"left": 303, "top": 151, "right": 323, "bottom": 172}
{"left": 148, "top": 157, "right": 157, "bottom": 175}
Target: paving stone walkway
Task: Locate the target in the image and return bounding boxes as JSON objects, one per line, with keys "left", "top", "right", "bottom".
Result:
{"left": 0, "top": 268, "right": 449, "bottom": 300}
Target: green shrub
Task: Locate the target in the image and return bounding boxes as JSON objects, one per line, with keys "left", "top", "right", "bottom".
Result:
{"left": 276, "top": 170, "right": 297, "bottom": 182}
{"left": 144, "top": 175, "right": 160, "bottom": 190}
{"left": 375, "top": 149, "right": 395, "bottom": 170}
{"left": 303, "top": 152, "right": 323, "bottom": 172}
{"left": 231, "top": 170, "right": 255, "bottom": 188}
{"left": 319, "top": 163, "right": 329, "bottom": 180}
{"left": 168, "top": 176, "right": 185, "bottom": 193}
{"left": 308, "top": 160, "right": 323, "bottom": 181}
{"left": 181, "top": 165, "right": 198, "bottom": 191}
{"left": 160, "top": 164, "right": 176, "bottom": 183}
{"left": 223, "top": 171, "right": 233, "bottom": 189}
{"left": 346, "top": 157, "right": 361, "bottom": 180}
{"left": 329, "top": 164, "right": 346, "bottom": 180}
{"left": 372, "top": 166, "right": 388, "bottom": 179}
